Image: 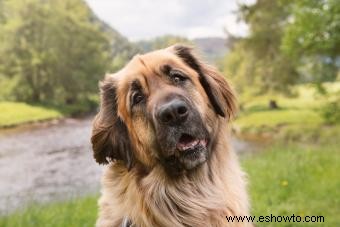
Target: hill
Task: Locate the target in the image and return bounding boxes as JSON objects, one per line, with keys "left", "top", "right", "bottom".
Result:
{"left": 135, "top": 35, "right": 228, "bottom": 62}
{"left": 86, "top": 3, "right": 140, "bottom": 66}
{"left": 193, "top": 37, "right": 229, "bottom": 62}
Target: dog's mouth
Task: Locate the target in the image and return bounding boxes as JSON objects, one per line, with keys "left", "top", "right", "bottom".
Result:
{"left": 174, "top": 133, "right": 208, "bottom": 170}
{"left": 177, "top": 134, "right": 207, "bottom": 153}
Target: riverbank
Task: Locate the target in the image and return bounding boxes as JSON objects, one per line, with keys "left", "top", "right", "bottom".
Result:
{"left": 0, "top": 102, "right": 62, "bottom": 128}
{"left": 0, "top": 101, "right": 97, "bottom": 128}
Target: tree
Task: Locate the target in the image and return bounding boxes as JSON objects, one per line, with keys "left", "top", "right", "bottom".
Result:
{"left": 0, "top": 0, "right": 136, "bottom": 106}
{"left": 282, "top": 0, "right": 340, "bottom": 83}
{"left": 237, "top": 0, "right": 298, "bottom": 95}
{"left": 0, "top": 0, "right": 4, "bottom": 23}
{"left": 1, "top": 0, "right": 113, "bottom": 103}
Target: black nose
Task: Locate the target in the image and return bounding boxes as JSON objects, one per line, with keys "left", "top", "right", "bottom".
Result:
{"left": 158, "top": 99, "right": 189, "bottom": 125}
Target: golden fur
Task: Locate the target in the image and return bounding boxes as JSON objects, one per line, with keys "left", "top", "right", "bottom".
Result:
{"left": 91, "top": 45, "right": 251, "bottom": 227}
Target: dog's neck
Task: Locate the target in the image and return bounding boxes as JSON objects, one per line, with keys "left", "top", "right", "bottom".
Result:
{"left": 103, "top": 134, "right": 249, "bottom": 227}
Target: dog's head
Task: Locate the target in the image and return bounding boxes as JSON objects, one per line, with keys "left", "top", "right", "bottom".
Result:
{"left": 91, "top": 45, "right": 236, "bottom": 176}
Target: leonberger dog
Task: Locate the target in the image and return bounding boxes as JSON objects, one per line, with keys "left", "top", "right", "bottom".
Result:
{"left": 91, "top": 45, "right": 251, "bottom": 227}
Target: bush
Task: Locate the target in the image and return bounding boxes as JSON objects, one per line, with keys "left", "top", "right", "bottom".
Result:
{"left": 321, "top": 97, "right": 340, "bottom": 124}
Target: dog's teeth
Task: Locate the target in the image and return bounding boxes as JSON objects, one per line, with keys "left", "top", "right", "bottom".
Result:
{"left": 200, "top": 140, "right": 207, "bottom": 146}
{"left": 191, "top": 140, "right": 199, "bottom": 147}
{"left": 186, "top": 140, "right": 197, "bottom": 149}
{"left": 178, "top": 139, "right": 200, "bottom": 151}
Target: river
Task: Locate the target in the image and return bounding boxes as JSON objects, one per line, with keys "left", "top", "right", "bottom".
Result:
{"left": 0, "top": 117, "right": 250, "bottom": 214}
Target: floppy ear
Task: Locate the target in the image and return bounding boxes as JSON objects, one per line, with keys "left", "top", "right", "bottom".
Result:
{"left": 173, "top": 44, "right": 237, "bottom": 119}
{"left": 91, "top": 76, "right": 134, "bottom": 169}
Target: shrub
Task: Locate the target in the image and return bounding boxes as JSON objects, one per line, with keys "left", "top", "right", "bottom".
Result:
{"left": 321, "top": 97, "right": 340, "bottom": 124}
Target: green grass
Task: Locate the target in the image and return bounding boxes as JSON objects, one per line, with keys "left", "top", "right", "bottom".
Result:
{"left": 0, "top": 97, "right": 98, "bottom": 127}
{"left": 239, "top": 82, "right": 340, "bottom": 111}
{"left": 243, "top": 143, "right": 340, "bottom": 226}
{"left": 0, "top": 102, "right": 63, "bottom": 127}
{"left": 234, "top": 82, "right": 340, "bottom": 142}
{"left": 236, "top": 109, "right": 322, "bottom": 128}
{"left": 0, "top": 144, "right": 338, "bottom": 226}
{"left": 0, "top": 196, "right": 98, "bottom": 227}
{"left": 235, "top": 82, "right": 340, "bottom": 227}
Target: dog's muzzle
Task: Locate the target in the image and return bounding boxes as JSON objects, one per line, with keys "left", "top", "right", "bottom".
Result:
{"left": 154, "top": 96, "right": 209, "bottom": 174}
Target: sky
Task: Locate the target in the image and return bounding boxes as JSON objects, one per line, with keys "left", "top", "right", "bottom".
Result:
{"left": 85, "top": 0, "right": 255, "bottom": 41}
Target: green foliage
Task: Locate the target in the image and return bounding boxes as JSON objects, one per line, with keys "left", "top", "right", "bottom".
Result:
{"left": 0, "top": 75, "right": 20, "bottom": 100}
{"left": 0, "top": 0, "right": 112, "bottom": 105}
{"left": 243, "top": 144, "right": 340, "bottom": 226}
{"left": 282, "top": 0, "right": 340, "bottom": 83}
{"left": 282, "top": 0, "right": 340, "bottom": 58}
{"left": 0, "top": 0, "right": 138, "bottom": 109}
{"left": 105, "top": 26, "right": 140, "bottom": 72}
{"left": 222, "top": 0, "right": 339, "bottom": 96}
{"left": 224, "top": 0, "right": 299, "bottom": 95}
{"left": 321, "top": 95, "right": 340, "bottom": 124}
{"left": 0, "top": 0, "right": 4, "bottom": 23}
{"left": 220, "top": 43, "right": 256, "bottom": 93}
{"left": 0, "top": 0, "right": 103, "bottom": 103}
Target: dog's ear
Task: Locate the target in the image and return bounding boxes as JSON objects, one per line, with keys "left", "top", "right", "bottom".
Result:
{"left": 173, "top": 44, "right": 237, "bottom": 119}
{"left": 91, "top": 77, "right": 134, "bottom": 169}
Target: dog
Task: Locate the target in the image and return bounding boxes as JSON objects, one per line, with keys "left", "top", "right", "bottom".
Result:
{"left": 91, "top": 45, "right": 251, "bottom": 227}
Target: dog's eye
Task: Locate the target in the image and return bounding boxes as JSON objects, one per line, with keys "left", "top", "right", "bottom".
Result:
{"left": 131, "top": 92, "right": 144, "bottom": 105}
{"left": 170, "top": 71, "right": 187, "bottom": 84}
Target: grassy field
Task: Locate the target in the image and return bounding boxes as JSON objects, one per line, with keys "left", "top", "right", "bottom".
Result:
{"left": 244, "top": 143, "right": 339, "bottom": 226}
{"left": 0, "top": 102, "right": 63, "bottom": 127}
{"left": 234, "top": 82, "right": 340, "bottom": 143}
{"left": 0, "top": 98, "right": 98, "bottom": 127}
{"left": 0, "top": 143, "right": 338, "bottom": 226}
{"left": 0, "top": 196, "right": 98, "bottom": 227}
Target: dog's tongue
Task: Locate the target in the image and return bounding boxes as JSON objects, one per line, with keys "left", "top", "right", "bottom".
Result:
{"left": 177, "top": 134, "right": 200, "bottom": 151}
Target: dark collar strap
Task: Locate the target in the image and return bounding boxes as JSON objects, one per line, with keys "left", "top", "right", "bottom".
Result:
{"left": 121, "top": 217, "right": 133, "bottom": 227}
